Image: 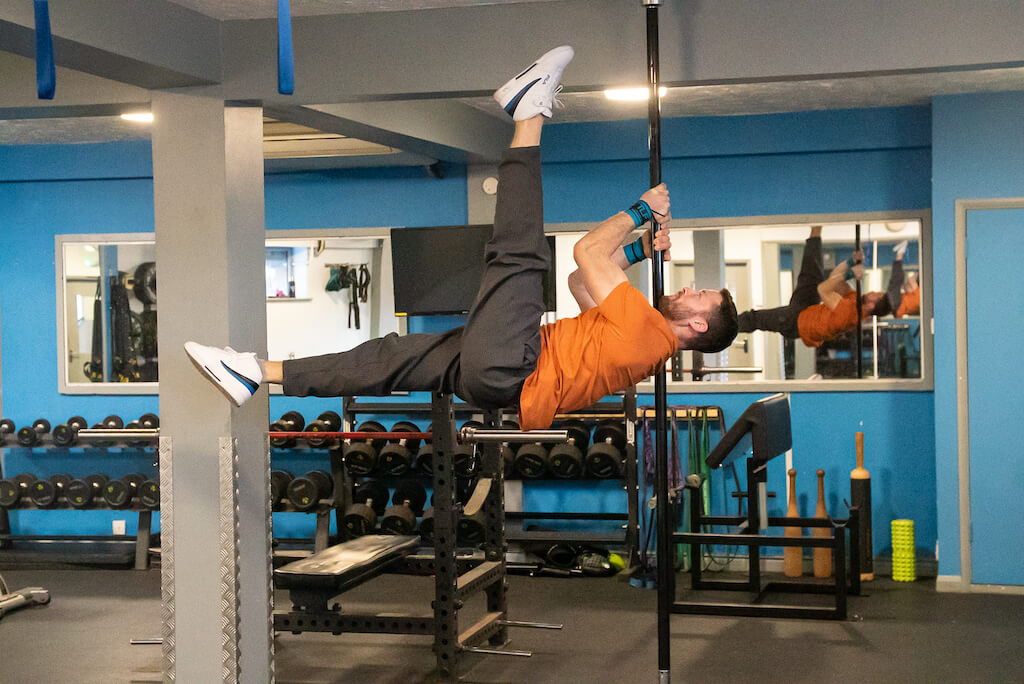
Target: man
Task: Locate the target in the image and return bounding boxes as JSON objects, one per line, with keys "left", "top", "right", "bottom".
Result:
{"left": 737, "top": 226, "right": 900, "bottom": 348}
{"left": 185, "top": 45, "right": 739, "bottom": 430}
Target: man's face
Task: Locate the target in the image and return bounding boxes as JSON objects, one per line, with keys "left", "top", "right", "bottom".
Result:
{"left": 861, "top": 291, "right": 888, "bottom": 316}
{"left": 665, "top": 287, "right": 722, "bottom": 318}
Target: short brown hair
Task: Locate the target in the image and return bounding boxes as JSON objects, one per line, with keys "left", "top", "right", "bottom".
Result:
{"left": 659, "top": 288, "right": 739, "bottom": 353}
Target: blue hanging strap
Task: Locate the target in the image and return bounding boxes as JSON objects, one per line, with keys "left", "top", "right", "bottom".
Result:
{"left": 277, "top": 0, "right": 295, "bottom": 95}
{"left": 34, "top": 0, "right": 56, "bottom": 100}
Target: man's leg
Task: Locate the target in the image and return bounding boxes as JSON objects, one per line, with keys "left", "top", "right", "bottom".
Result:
{"left": 737, "top": 227, "right": 824, "bottom": 338}
{"left": 886, "top": 240, "right": 908, "bottom": 312}
{"left": 457, "top": 118, "right": 549, "bottom": 409}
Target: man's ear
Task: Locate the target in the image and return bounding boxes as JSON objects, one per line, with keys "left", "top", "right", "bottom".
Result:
{"left": 687, "top": 317, "right": 709, "bottom": 334}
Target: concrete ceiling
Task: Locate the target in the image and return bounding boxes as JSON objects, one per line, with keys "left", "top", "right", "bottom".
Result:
{"left": 1, "top": 0, "right": 1022, "bottom": 160}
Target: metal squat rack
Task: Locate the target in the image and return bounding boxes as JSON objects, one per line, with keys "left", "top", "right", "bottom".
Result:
{"left": 273, "top": 392, "right": 563, "bottom": 681}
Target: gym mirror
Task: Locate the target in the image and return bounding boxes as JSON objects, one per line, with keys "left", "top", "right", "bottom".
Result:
{"left": 547, "top": 211, "right": 930, "bottom": 391}
{"left": 56, "top": 229, "right": 397, "bottom": 394}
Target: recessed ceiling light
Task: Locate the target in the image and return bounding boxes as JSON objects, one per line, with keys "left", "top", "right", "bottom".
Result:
{"left": 604, "top": 87, "right": 667, "bottom": 101}
{"left": 121, "top": 112, "right": 154, "bottom": 123}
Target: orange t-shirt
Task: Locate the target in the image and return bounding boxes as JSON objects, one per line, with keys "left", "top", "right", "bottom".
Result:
{"left": 518, "top": 282, "right": 678, "bottom": 430}
{"left": 797, "top": 291, "right": 861, "bottom": 348}
{"left": 896, "top": 288, "right": 921, "bottom": 318}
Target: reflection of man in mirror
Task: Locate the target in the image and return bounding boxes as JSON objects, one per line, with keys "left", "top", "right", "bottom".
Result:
{"left": 737, "top": 226, "right": 906, "bottom": 347}
{"left": 895, "top": 270, "right": 921, "bottom": 318}
{"left": 182, "top": 45, "right": 739, "bottom": 431}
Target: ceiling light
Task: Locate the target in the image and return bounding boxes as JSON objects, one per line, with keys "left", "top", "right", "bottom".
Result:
{"left": 604, "top": 87, "right": 667, "bottom": 101}
{"left": 121, "top": 112, "right": 153, "bottom": 123}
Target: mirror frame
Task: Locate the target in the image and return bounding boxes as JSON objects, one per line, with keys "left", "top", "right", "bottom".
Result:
{"left": 545, "top": 208, "right": 933, "bottom": 393}
{"left": 55, "top": 227, "right": 397, "bottom": 395}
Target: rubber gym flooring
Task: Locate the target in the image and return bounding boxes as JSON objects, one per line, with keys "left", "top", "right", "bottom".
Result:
{"left": 1, "top": 564, "right": 1023, "bottom": 683}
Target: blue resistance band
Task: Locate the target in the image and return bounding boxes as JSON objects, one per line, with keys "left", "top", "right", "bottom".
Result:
{"left": 277, "top": 0, "right": 295, "bottom": 95}
{"left": 34, "top": 0, "right": 55, "bottom": 100}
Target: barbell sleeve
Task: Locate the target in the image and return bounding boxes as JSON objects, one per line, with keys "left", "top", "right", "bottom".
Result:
{"left": 458, "top": 427, "right": 568, "bottom": 444}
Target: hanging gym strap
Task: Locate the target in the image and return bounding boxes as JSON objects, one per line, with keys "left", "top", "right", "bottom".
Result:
{"left": 642, "top": 2, "right": 672, "bottom": 682}
{"left": 277, "top": 0, "right": 295, "bottom": 95}
{"left": 855, "top": 224, "right": 863, "bottom": 378}
{"left": 34, "top": 0, "right": 56, "bottom": 100}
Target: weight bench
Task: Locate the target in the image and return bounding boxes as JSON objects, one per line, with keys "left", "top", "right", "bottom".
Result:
{"left": 275, "top": 534, "right": 419, "bottom": 612}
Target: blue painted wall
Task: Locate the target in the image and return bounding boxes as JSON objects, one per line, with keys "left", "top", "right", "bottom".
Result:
{"left": 0, "top": 106, "right": 937, "bottom": 557}
{"left": 931, "top": 91, "right": 1024, "bottom": 578}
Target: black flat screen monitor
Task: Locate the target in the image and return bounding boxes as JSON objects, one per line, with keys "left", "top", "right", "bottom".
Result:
{"left": 706, "top": 393, "right": 792, "bottom": 469}
{"left": 391, "top": 225, "right": 555, "bottom": 316}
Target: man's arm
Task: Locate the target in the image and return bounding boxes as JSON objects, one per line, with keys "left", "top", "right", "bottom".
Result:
{"left": 572, "top": 184, "right": 672, "bottom": 309}
{"left": 818, "top": 253, "right": 863, "bottom": 310}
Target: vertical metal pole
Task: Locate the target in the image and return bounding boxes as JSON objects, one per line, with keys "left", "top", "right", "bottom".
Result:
{"left": 643, "top": 2, "right": 671, "bottom": 682}
{"left": 855, "top": 224, "right": 863, "bottom": 378}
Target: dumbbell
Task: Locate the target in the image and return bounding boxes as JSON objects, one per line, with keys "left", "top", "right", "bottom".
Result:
{"left": 27, "top": 473, "right": 73, "bottom": 508}
{"left": 586, "top": 420, "right": 627, "bottom": 478}
{"left": 269, "top": 411, "right": 305, "bottom": 448}
{"left": 304, "top": 411, "right": 341, "bottom": 448}
{"left": 514, "top": 442, "right": 550, "bottom": 479}
{"left": 102, "top": 473, "right": 148, "bottom": 509}
{"left": 88, "top": 415, "right": 125, "bottom": 447}
{"left": 344, "top": 421, "right": 387, "bottom": 476}
{"left": 456, "top": 509, "right": 488, "bottom": 546}
{"left": 65, "top": 474, "right": 110, "bottom": 509}
{"left": 419, "top": 481, "right": 474, "bottom": 543}
{"left": 16, "top": 419, "right": 51, "bottom": 447}
{"left": 342, "top": 479, "right": 389, "bottom": 539}
{"left": 0, "top": 418, "right": 16, "bottom": 446}
{"left": 286, "top": 470, "right": 334, "bottom": 511}
{"left": 381, "top": 481, "right": 428, "bottom": 535}
{"left": 138, "top": 479, "right": 160, "bottom": 509}
{"left": 0, "top": 474, "right": 38, "bottom": 508}
{"left": 51, "top": 416, "right": 89, "bottom": 447}
{"left": 123, "top": 413, "right": 160, "bottom": 447}
{"left": 549, "top": 420, "right": 590, "bottom": 479}
{"left": 379, "top": 421, "right": 423, "bottom": 476}
{"left": 270, "top": 470, "right": 294, "bottom": 508}
{"left": 414, "top": 424, "right": 435, "bottom": 474}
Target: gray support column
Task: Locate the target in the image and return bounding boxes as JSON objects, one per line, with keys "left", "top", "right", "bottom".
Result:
{"left": 693, "top": 230, "right": 726, "bottom": 376}
{"left": 152, "top": 94, "right": 272, "bottom": 683}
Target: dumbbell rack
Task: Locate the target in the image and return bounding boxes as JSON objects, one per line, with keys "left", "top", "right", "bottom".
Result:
{"left": 0, "top": 436, "right": 159, "bottom": 570}
{"left": 506, "top": 392, "right": 641, "bottom": 567}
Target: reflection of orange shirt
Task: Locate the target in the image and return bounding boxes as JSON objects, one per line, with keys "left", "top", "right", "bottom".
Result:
{"left": 518, "top": 282, "right": 678, "bottom": 430}
{"left": 896, "top": 289, "right": 920, "bottom": 318}
{"left": 797, "top": 291, "right": 860, "bottom": 348}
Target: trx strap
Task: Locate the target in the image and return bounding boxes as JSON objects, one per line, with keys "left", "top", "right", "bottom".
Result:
{"left": 277, "top": 0, "right": 295, "bottom": 95}
{"left": 34, "top": 0, "right": 55, "bottom": 99}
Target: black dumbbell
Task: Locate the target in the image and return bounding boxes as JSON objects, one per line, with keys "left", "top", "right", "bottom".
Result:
{"left": 379, "top": 421, "right": 423, "bottom": 476}
{"left": 418, "top": 507, "right": 436, "bottom": 543}
{"left": 123, "top": 414, "right": 159, "bottom": 447}
{"left": 138, "top": 479, "right": 160, "bottom": 509}
{"left": 587, "top": 420, "right": 627, "bottom": 478}
{"left": 514, "top": 442, "right": 550, "bottom": 479}
{"left": 51, "top": 416, "right": 88, "bottom": 447}
{"left": 88, "top": 415, "right": 125, "bottom": 447}
{"left": 381, "top": 481, "right": 427, "bottom": 535}
{"left": 0, "top": 418, "right": 16, "bottom": 446}
{"left": 415, "top": 424, "right": 435, "bottom": 474}
{"left": 0, "top": 474, "right": 37, "bottom": 508}
{"left": 269, "top": 411, "right": 305, "bottom": 448}
{"left": 65, "top": 474, "right": 109, "bottom": 509}
{"left": 17, "top": 419, "right": 52, "bottom": 447}
{"left": 137, "top": 413, "right": 159, "bottom": 428}
{"left": 101, "top": 473, "right": 147, "bottom": 509}
{"left": 549, "top": 420, "right": 590, "bottom": 479}
{"left": 270, "top": 470, "right": 294, "bottom": 508}
{"left": 286, "top": 470, "right": 333, "bottom": 511}
{"left": 27, "top": 473, "right": 73, "bottom": 508}
{"left": 343, "top": 479, "right": 389, "bottom": 538}
{"left": 304, "top": 411, "right": 341, "bottom": 448}
{"left": 456, "top": 508, "right": 488, "bottom": 546}
{"left": 344, "top": 421, "right": 387, "bottom": 476}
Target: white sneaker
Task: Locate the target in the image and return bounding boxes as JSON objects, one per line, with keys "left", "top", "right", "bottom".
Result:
{"left": 184, "top": 341, "right": 262, "bottom": 407}
{"left": 893, "top": 240, "right": 909, "bottom": 259}
{"left": 493, "top": 45, "right": 574, "bottom": 120}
